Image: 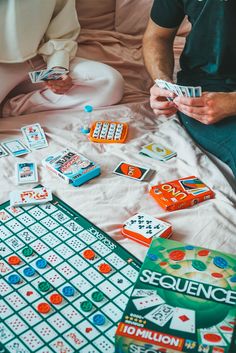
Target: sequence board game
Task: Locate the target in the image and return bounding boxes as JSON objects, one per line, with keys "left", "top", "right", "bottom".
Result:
{"left": 116, "top": 238, "right": 236, "bottom": 353}
{"left": 0, "top": 191, "right": 142, "bottom": 353}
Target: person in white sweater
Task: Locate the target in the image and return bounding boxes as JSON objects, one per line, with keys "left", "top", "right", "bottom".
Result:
{"left": 0, "top": 0, "right": 124, "bottom": 117}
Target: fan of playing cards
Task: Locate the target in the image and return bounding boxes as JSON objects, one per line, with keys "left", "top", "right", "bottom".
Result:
{"left": 156, "top": 79, "right": 202, "bottom": 98}
{"left": 28, "top": 68, "right": 69, "bottom": 83}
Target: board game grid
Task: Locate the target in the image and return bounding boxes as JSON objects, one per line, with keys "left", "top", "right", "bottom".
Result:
{"left": 0, "top": 192, "right": 142, "bottom": 353}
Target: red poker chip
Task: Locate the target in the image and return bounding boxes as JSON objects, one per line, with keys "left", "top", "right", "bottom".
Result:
{"left": 203, "top": 333, "right": 221, "bottom": 343}
{"left": 169, "top": 250, "right": 185, "bottom": 261}
{"left": 198, "top": 249, "right": 210, "bottom": 256}
{"left": 220, "top": 325, "right": 233, "bottom": 332}
{"left": 211, "top": 272, "right": 223, "bottom": 278}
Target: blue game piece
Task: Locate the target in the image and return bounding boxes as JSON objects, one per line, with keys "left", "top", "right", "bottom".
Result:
{"left": 213, "top": 256, "right": 228, "bottom": 269}
{"left": 93, "top": 314, "right": 105, "bottom": 326}
{"left": 36, "top": 259, "right": 47, "bottom": 269}
{"left": 185, "top": 245, "right": 195, "bottom": 250}
{"left": 230, "top": 275, "right": 236, "bottom": 283}
{"left": 23, "top": 267, "right": 35, "bottom": 277}
{"left": 148, "top": 254, "right": 158, "bottom": 261}
{"left": 62, "top": 286, "right": 75, "bottom": 297}
{"left": 8, "top": 274, "right": 21, "bottom": 284}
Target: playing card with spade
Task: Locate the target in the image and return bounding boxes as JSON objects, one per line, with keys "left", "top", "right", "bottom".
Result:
{"left": 122, "top": 213, "right": 172, "bottom": 246}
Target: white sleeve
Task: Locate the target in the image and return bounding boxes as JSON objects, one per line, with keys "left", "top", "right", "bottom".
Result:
{"left": 38, "top": 0, "right": 80, "bottom": 70}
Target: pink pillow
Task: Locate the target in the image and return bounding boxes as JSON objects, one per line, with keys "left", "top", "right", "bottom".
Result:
{"left": 115, "top": 0, "right": 190, "bottom": 36}
{"left": 76, "top": 0, "right": 116, "bottom": 31}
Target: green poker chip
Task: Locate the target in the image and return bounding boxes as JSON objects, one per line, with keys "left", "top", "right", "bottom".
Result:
{"left": 92, "top": 291, "right": 104, "bottom": 302}
{"left": 38, "top": 281, "right": 51, "bottom": 292}
{"left": 80, "top": 300, "right": 93, "bottom": 312}
{"left": 192, "top": 260, "right": 207, "bottom": 272}
{"left": 22, "top": 247, "right": 34, "bottom": 257}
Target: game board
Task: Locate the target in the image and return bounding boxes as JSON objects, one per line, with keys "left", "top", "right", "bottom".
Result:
{"left": 0, "top": 190, "right": 142, "bottom": 353}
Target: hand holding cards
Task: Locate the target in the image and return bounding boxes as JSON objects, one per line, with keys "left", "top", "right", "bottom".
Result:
{"left": 28, "top": 68, "right": 69, "bottom": 83}
{"left": 156, "top": 79, "right": 202, "bottom": 98}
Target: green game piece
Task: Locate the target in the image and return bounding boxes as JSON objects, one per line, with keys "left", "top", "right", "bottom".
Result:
{"left": 170, "top": 264, "right": 181, "bottom": 270}
{"left": 38, "top": 281, "right": 51, "bottom": 292}
{"left": 22, "top": 247, "right": 33, "bottom": 257}
{"left": 80, "top": 300, "right": 93, "bottom": 312}
{"left": 192, "top": 260, "right": 207, "bottom": 271}
{"left": 92, "top": 291, "right": 104, "bottom": 302}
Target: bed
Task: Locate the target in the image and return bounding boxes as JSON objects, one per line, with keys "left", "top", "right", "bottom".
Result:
{"left": 0, "top": 0, "right": 236, "bottom": 263}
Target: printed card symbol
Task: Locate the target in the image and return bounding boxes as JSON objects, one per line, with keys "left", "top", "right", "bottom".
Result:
{"left": 179, "top": 315, "right": 189, "bottom": 322}
{"left": 85, "top": 327, "right": 92, "bottom": 333}
{"left": 26, "top": 291, "right": 33, "bottom": 296}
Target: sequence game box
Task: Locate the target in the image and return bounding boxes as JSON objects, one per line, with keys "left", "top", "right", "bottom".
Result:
{"left": 115, "top": 238, "right": 236, "bottom": 353}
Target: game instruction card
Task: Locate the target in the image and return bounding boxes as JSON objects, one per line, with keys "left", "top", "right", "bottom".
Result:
{"left": 115, "top": 238, "right": 236, "bottom": 353}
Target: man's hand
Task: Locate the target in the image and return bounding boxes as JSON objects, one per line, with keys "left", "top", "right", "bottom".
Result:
{"left": 45, "top": 74, "right": 73, "bottom": 95}
{"left": 174, "top": 92, "right": 236, "bottom": 125}
{"left": 150, "top": 84, "right": 178, "bottom": 117}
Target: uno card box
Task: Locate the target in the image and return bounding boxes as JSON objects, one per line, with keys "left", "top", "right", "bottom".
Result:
{"left": 150, "top": 176, "right": 214, "bottom": 211}
{"left": 115, "top": 238, "right": 236, "bottom": 353}
{"left": 42, "top": 149, "right": 100, "bottom": 187}
{"left": 122, "top": 213, "right": 172, "bottom": 246}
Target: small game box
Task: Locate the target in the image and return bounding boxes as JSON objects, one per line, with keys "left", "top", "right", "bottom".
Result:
{"left": 150, "top": 176, "right": 214, "bottom": 211}
{"left": 115, "top": 238, "right": 236, "bottom": 353}
{"left": 42, "top": 149, "right": 100, "bottom": 187}
{"left": 0, "top": 189, "right": 142, "bottom": 353}
{"left": 89, "top": 121, "right": 128, "bottom": 143}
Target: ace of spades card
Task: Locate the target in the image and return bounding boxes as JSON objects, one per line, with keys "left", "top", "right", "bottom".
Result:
{"left": 122, "top": 213, "right": 172, "bottom": 246}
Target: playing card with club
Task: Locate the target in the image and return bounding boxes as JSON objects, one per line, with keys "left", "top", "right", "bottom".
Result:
{"left": 1, "top": 139, "right": 30, "bottom": 157}
{"left": 21, "top": 123, "right": 48, "bottom": 150}
{"left": 15, "top": 162, "right": 38, "bottom": 185}
{"left": 140, "top": 143, "right": 177, "bottom": 161}
{"left": 122, "top": 213, "right": 172, "bottom": 246}
{"left": 169, "top": 307, "right": 196, "bottom": 333}
{"left": 145, "top": 304, "right": 175, "bottom": 326}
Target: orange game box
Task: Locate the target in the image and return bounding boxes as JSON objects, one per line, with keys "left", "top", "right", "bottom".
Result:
{"left": 150, "top": 176, "right": 214, "bottom": 211}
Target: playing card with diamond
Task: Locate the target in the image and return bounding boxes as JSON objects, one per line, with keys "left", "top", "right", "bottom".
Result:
{"left": 122, "top": 213, "right": 172, "bottom": 246}
{"left": 169, "top": 307, "right": 196, "bottom": 333}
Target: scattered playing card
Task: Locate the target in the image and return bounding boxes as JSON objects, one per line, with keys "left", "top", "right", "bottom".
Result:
{"left": 0, "top": 145, "right": 8, "bottom": 158}
{"left": 15, "top": 162, "right": 38, "bottom": 185}
{"left": 145, "top": 304, "right": 174, "bottom": 326}
{"left": 21, "top": 123, "right": 48, "bottom": 150}
{"left": 28, "top": 68, "right": 68, "bottom": 83}
{"left": 1, "top": 139, "right": 30, "bottom": 157}
{"left": 10, "top": 187, "right": 52, "bottom": 207}
{"left": 113, "top": 161, "right": 153, "bottom": 181}
{"left": 169, "top": 307, "right": 196, "bottom": 333}
{"left": 140, "top": 143, "right": 177, "bottom": 161}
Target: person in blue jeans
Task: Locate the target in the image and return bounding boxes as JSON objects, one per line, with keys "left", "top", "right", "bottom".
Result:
{"left": 142, "top": 0, "right": 236, "bottom": 179}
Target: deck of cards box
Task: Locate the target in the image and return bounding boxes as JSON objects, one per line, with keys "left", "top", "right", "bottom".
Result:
{"left": 115, "top": 238, "right": 236, "bottom": 353}
{"left": 150, "top": 176, "right": 214, "bottom": 211}
{"left": 122, "top": 213, "right": 172, "bottom": 246}
{"left": 42, "top": 148, "right": 100, "bottom": 187}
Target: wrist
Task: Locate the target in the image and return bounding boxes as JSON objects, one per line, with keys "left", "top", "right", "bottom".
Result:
{"left": 227, "top": 92, "right": 236, "bottom": 115}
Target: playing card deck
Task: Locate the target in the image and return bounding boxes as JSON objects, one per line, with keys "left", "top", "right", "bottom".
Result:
{"left": 21, "top": 123, "right": 48, "bottom": 150}
{"left": 156, "top": 79, "right": 202, "bottom": 98}
{"left": 113, "top": 161, "right": 154, "bottom": 181}
{"left": 28, "top": 68, "right": 68, "bottom": 83}
{"left": 15, "top": 162, "right": 38, "bottom": 185}
{"left": 115, "top": 238, "right": 236, "bottom": 353}
{"left": 10, "top": 186, "right": 52, "bottom": 207}
{"left": 140, "top": 143, "right": 177, "bottom": 161}
{"left": 122, "top": 213, "right": 172, "bottom": 246}
{"left": 150, "top": 176, "right": 214, "bottom": 211}
{"left": 42, "top": 149, "right": 100, "bottom": 187}
{"left": 1, "top": 139, "right": 30, "bottom": 157}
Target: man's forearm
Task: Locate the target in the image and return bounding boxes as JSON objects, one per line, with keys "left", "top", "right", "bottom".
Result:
{"left": 143, "top": 37, "right": 175, "bottom": 82}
